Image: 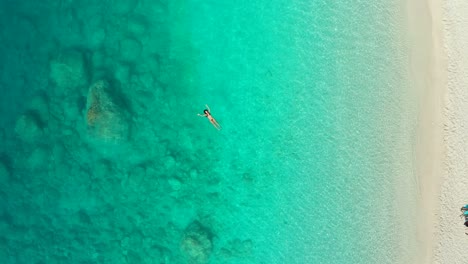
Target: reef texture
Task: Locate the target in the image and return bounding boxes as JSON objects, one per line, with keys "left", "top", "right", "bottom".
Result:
{"left": 85, "top": 80, "right": 129, "bottom": 142}
{"left": 181, "top": 221, "right": 213, "bottom": 264}
{"left": 49, "top": 49, "right": 88, "bottom": 92}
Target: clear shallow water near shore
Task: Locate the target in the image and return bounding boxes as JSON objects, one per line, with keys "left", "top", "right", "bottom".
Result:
{"left": 0, "top": 0, "right": 418, "bottom": 263}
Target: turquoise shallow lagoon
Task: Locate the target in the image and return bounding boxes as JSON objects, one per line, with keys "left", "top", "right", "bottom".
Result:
{"left": 0, "top": 0, "right": 419, "bottom": 263}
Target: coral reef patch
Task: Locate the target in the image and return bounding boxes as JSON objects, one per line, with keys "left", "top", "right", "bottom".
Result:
{"left": 181, "top": 221, "right": 213, "bottom": 264}
{"left": 85, "top": 80, "right": 129, "bottom": 143}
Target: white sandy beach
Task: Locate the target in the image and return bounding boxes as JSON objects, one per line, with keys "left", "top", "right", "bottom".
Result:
{"left": 408, "top": 0, "right": 468, "bottom": 264}
{"left": 410, "top": 0, "right": 468, "bottom": 262}
{"left": 431, "top": 0, "right": 468, "bottom": 262}
{"left": 404, "top": 0, "right": 442, "bottom": 261}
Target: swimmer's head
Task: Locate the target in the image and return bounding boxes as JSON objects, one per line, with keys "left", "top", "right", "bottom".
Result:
{"left": 203, "top": 109, "right": 209, "bottom": 114}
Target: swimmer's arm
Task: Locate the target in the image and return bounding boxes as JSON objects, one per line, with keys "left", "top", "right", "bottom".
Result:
{"left": 205, "top": 104, "right": 211, "bottom": 112}
{"left": 197, "top": 113, "right": 206, "bottom": 117}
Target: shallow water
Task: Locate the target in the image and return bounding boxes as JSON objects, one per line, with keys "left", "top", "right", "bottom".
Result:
{"left": 0, "top": 0, "right": 418, "bottom": 263}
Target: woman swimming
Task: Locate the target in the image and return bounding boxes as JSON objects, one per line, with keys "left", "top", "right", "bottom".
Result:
{"left": 198, "top": 104, "right": 221, "bottom": 130}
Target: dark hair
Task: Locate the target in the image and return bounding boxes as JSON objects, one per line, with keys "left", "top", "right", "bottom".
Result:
{"left": 465, "top": 221, "right": 468, "bottom": 227}
{"left": 203, "top": 109, "right": 209, "bottom": 114}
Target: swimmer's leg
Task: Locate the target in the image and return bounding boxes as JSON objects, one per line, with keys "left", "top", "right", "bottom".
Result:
{"left": 213, "top": 120, "right": 221, "bottom": 130}
{"left": 210, "top": 120, "right": 221, "bottom": 130}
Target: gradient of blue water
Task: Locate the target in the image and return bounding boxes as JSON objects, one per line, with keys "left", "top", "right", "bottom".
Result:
{"left": 174, "top": 0, "right": 416, "bottom": 263}
{"left": 0, "top": 0, "right": 418, "bottom": 263}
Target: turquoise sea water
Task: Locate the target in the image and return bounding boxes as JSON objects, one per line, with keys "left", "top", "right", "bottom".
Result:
{"left": 0, "top": 0, "right": 419, "bottom": 263}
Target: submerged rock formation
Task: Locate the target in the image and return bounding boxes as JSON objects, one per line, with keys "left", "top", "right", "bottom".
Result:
{"left": 14, "top": 112, "right": 43, "bottom": 143}
{"left": 49, "top": 49, "right": 88, "bottom": 92}
{"left": 180, "top": 221, "right": 213, "bottom": 264}
{"left": 85, "top": 80, "right": 129, "bottom": 142}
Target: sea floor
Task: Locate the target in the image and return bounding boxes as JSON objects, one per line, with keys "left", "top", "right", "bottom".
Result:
{"left": 0, "top": 1, "right": 419, "bottom": 263}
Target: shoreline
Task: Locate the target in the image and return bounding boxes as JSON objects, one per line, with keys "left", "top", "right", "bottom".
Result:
{"left": 425, "top": 0, "right": 446, "bottom": 262}
{"left": 407, "top": 0, "right": 445, "bottom": 262}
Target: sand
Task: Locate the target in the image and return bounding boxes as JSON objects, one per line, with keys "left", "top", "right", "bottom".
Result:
{"left": 431, "top": 0, "right": 468, "bottom": 262}
{"left": 408, "top": 0, "right": 468, "bottom": 262}
{"left": 405, "top": 0, "right": 439, "bottom": 262}
{"left": 407, "top": 0, "right": 468, "bottom": 262}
